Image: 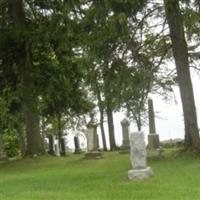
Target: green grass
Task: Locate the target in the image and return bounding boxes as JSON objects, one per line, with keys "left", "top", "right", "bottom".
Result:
{"left": 1, "top": 152, "right": 200, "bottom": 200}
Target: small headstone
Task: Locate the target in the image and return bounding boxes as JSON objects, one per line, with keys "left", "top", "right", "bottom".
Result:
{"left": 128, "top": 132, "right": 153, "bottom": 180}
{"left": 74, "top": 136, "right": 82, "bottom": 154}
{"left": 119, "top": 118, "right": 130, "bottom": 153}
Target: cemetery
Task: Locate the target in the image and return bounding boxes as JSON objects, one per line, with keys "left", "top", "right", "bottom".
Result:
{"left": 1, "top": 0, "right": 200, "bottom": 200}
{"left": 0, "top": 100, "right": 200, "bottom": 199}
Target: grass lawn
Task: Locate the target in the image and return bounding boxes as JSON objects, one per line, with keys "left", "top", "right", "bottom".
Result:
{"left": 0, "top": 151, "right": 200, "bottom": 200}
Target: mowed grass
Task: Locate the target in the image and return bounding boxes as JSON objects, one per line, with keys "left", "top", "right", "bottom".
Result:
{"left": 1, "top": 152, "right": 200, "bottom": 200}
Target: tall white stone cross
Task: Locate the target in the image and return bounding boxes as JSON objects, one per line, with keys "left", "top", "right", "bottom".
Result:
{"left": 85, "top": 113, "right": 102, "bottom": 159}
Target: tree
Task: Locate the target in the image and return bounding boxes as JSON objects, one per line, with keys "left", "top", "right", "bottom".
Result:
{"left": 0, "top": 0, "right": 94, "bottom": 156}
{"left": 8, "top": 0, "right": 45, "bottom": 155}
{"left": 164, "top": 0, "right": 200, "bottom": 149}
{"left": 80, "top": 0, "right": 148, "bottom": 150}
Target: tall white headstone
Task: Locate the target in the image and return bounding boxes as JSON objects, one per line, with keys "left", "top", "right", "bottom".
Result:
{"left": 128, "top": 132, "right": 153, "bottom": 180}
{"left": 86, "top": 123, "right": 97, "bottom": 152}
{"left": 85, "top": 113, "right": 102, "bottom": 159}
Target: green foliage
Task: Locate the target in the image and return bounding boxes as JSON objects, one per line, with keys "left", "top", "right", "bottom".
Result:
{"left": 0, "top": 0, "right": 183, "bottom": 151}
{"left": 2, "top": 129, "right": 19, "bottom": 157}
{"left": 182, "top": 1, "right": 200, "bottom": 41}
{"left": 0, "top": 0, "right": 94, "bottom": 154}
{"left": 80, "top": 0, "right": 174, "bottom": 131}
{"left": 0, "top": 88, "right": 21, "bottom": 157}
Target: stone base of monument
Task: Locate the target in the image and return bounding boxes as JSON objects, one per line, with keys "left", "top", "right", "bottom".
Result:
{"left": 119, "top": 141, "right": 130, "bottom": 154}
{"left": 148, "top": 134, "right": 160, "bottom": 149}
{"left": 128, "top": 167, "right": 153, "bottom": 180}
{"left": 85, "top": 151, "right": 102, "bottom": 159}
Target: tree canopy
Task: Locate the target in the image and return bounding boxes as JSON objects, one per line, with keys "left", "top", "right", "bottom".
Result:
{"left": 0, "top": 0, "right": 200, "bottom": 156}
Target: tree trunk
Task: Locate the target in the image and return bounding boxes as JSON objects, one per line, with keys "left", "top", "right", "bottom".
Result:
{"left": 57, "top": 114, "right": 65, "bottom": 155}
{"left": 134, "top": 113, "right": 141, "bottom": 132}
{"left": 95, "top": 80, "right": 107, "bottom": 151}
{"left": 57, "top": 114, "right": 62, "bottom": 144}
{"left": 10, "top": 0, "right": 45, "bottom": 155}
{"left": 57, "top": 114, "right": 63, "bottom": 154}
{"left": 164, "top": 0, "right": 200, "bottom": 149}
{"left": 23, "top": 48, "right": 45, "bottom": 155}
{"left": 99, "top": 108, "right": 107, "bottom": 151}
{"left": 106, "top": 102, "right": 116, "bottom": 150}
{"left": 137, "top": 113, "right": 141, "bottom": 131}
{"left": 103, "top": 65, "right": 116, "bottom": 151}
{"left": 24, "top": 92, "right": 44, "bottom": 155}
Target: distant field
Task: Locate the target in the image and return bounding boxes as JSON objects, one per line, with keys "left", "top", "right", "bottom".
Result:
{"left": 0, "top": 151, "right": 200, "bottom": 200}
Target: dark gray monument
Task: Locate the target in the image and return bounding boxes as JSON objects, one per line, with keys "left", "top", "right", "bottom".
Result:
{"left": 119, "top": 118, "right": 130, "bottom": 153}
{"left": 147, "top": 98, "right": 160, "bottom": 149}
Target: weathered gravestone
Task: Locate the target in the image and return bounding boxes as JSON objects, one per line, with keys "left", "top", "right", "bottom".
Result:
{"left": 147, "top": 98, "right": 160, "bottom": 149}
{"left": 85, "top": 113, "right": 102, "bottom": 159}
{"left": 128, "top": 131, "right": 153, "bottom": 180}
{"left": 74, "top": 136, "right": 82, "bottom": 154}
{"left": 119, "top": 118, "right": 130, "bottom": 153}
